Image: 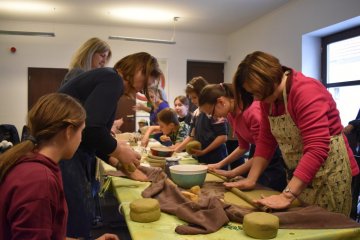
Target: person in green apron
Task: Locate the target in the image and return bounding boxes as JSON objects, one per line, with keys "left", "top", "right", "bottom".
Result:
{"left": 231, "top": 51, "right": 359, "bottom": 216}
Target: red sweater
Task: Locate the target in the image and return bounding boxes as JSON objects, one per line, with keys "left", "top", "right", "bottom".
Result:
{"left": 254, "top": 69, "right": 359, "bottom": 183}
{"left": 0, "top": 152, "right": 67, "bottom": 240}
{"left": 227, "top": 101, "right": 261, "bottom": 150}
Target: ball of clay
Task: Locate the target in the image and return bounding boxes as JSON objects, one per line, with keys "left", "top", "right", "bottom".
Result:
{"left": 243, "top": 212, "right": 279, "bottom": 239}
{"left": 186, "top": 140, "right": 202, "bottom": 154}
{"left": 130, "top": 198, "right": 161, "bottom": 223}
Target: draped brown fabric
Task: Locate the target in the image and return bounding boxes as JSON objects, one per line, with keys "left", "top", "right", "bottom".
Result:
{"left": 139, "top": 166, "right": 360, "bottom": 235}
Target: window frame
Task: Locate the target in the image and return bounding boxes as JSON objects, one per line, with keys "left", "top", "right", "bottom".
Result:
{"left": 321, "top": 25, "right": 360, "bottom": 88}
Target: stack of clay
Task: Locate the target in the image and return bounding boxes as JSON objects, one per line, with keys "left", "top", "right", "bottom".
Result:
{"left": 130, "top": 198, "right": 161, "bottom": 223}
{"left": 243, "top": 212, "right": 279, "bottom": 239}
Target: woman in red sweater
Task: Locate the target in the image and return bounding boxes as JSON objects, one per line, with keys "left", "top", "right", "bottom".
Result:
{"left": 0, "top": 93, "right": 118, "bottom": 240}
{"left": 232, "top": 51, "right": 359, "bottom": 216}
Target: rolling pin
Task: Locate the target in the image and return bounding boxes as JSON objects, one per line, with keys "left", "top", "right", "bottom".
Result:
{"left": 207, "top": 170, "right": 229, "bottom": 182}
{"left": 230, "top": 187, "right": 271, "bottom": 212}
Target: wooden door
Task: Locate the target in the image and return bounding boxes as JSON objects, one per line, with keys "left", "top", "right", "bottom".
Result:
{"left": 115, "top": 96, "right": 136, "bottom": 132}
{"left": 28, "top": 67, "right": 68, "bottom": 110}
{"left": 28, "top": 67, "right": 136, "bottom": 132}
{"left": 186, "top": 61, "right": 224, "bottom": 112}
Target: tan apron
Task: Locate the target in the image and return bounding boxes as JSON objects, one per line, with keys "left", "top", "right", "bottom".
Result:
{"left": 268, "top": 72, "right": 352, "bottom": 216}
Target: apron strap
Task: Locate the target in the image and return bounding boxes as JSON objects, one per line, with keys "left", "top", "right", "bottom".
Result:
{"left": 269, "top": 71, "right": 290, "bottom": 115}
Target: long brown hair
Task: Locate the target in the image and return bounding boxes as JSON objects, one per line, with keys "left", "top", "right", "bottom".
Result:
{"left": 114, "top": 52, "right": 162, "bottom": 100}
{"left": 199, "top": 83, "right": 234, "bottom": 106}
{"left": 233, "top": 51, "right": 283, "bottom": 110}
{"left": 0, "top": 93, "right": 86, "bottom": 182}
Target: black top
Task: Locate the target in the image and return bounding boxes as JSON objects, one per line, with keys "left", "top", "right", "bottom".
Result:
{"left": 178, "top": 112, "right": 192, "bottom": 125}
{"left": 59, "top": 68, "right": 123, "bottom": 158}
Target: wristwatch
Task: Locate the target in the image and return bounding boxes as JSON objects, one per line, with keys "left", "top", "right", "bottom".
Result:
{"left": 283, "top": 186, "right": 297, "bottom": 199}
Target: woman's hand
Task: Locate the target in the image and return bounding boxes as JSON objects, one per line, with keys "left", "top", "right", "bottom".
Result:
{"left": 95, "top": 233, "right": 119, "bottom": 240}
{"left": 253, "top": 193, "right": 293, "bottom": 210}
{"left": 117, "top": 144, "right": 141, "bottom": 169}
{"left": 223, "top": 178, "right": 256, "bottom": 190}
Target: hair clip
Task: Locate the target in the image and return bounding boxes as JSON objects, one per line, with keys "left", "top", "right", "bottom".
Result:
{"left": 187, "top": 83, "right": 194, "bottom": 89}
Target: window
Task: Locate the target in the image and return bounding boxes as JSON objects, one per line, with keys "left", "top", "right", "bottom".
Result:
{"left": 321, "top": 26, "right": 360, "bottom": 125}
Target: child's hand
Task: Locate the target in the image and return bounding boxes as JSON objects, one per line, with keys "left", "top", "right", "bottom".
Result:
{"left": 191, "top": 148, "right": 206, "bottom": 157}
{"left": 160, "top": 135, "right": 171, "bottom": 142}
{"left": 141, "top": 137, "right": 149, "bottom": 147}
{"left": 208, "top": 163, "right": 221, "bottom": 171}
{"left": 213, "top": 168, "right": 234, "bottom": 178}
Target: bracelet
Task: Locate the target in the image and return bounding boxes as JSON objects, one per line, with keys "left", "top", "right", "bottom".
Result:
{"left": 283, "top": 186, "right": 298, "bottom": 199}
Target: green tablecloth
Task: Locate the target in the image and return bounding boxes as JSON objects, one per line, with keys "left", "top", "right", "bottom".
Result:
{"left": 109, "top": 175, "right": 360, "bottom": 240}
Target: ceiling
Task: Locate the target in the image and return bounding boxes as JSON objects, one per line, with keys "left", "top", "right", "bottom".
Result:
{"left": 0, "top": 0, "right": 290, "bottom": 35}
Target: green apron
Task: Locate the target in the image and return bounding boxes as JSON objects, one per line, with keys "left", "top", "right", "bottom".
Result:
{"left": 268, "top": 72, "right": 352, "bottom": 216}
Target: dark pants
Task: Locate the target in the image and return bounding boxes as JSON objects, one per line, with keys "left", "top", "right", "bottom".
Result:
{"left": 246, "top": 145, "right": 287, "bottom": 192}
{"left": 59, "top": 149, "right": 97, "bottom": 239}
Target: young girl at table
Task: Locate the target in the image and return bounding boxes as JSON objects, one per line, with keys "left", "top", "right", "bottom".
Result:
{"left": 0, "top": 93, "right": 118, "bottom": 240}
{"left": 198, "top": 83, "right": 286, "bottom": 191}
{"left": 148, "top": 87, "right": 170, "bottom": 126}
{"left": 141, "top": 108, "right": 190, "bottom": 148}
{"left": 232, "top": 51, "right": 359, "bottom": 215}
{"left": 174, "top": 95, "right": 192, "bottom": 125}
{"left": 174, "top": 76, "right": 228, "bottom": 165}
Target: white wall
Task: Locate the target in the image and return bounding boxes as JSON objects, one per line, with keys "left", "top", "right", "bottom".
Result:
{"left": 1, "top": 0, "right": 360, "bottom": 132}
{"left": 225, "top": 0, "right": 360, "bottom": 82}
{"left": 0, "top": 21, "right": 227, "bottom": 131}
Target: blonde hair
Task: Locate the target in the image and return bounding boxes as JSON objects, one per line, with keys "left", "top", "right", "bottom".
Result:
{"left": 0, "top": 93, "right": 86, "bottom": 182}
{"left": 69, "top": 37, "right": 112, "bottom": 71}
{"left": 114, "top": 52, "right": 162, "bottom": 100}
{"left": 233, "top": 51, "right": 283, "bottom": 110}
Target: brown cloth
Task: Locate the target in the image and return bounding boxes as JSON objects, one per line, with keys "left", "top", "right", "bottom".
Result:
{"left": 140, "top": 166, "right": 360, "bottom": 235}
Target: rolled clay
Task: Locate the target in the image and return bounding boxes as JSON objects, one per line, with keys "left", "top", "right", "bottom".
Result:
{"left": 130, "top": 198, "right": 161, "bottom": 223}
{"left": 243, "top": 212, "right": 279, "bottom": 239}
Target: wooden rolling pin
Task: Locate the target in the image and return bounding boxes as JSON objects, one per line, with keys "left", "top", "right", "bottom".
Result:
{"left": 207, "top": 170, "right": 229, "bottom": 182}
{"left": 230, "top": 187, "right": 271, "bottom": 213}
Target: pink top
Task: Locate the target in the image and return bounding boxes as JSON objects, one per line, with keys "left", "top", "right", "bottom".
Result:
{"left": 254, "top": 69, "right": 359, "bottom": 183}
{"left": 227, "top": 101, "right": 261, "bottom": 150}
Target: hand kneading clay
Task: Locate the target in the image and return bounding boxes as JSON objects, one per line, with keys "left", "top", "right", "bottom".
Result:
{"left": 130, "top": 198, "right": 161, "bottom": 223}
{"left": 186, "top": 140, "right": 202, "bottom": 154}
{"left": 243, "top": 212, "right": 279, "bottom": 239}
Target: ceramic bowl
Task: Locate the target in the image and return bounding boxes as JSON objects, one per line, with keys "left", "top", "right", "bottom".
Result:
{"left": 146, "top": 157, "right": 166, "bottom": 169}
{"left": 150, "top": 146, "right": 174, "bottom": 157}
{"left": 169, "top": 164, "right": 208, "bottom": 189}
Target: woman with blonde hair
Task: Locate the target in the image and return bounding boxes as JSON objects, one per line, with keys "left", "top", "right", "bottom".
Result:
{"left": 59, "top": 52, "right": 162, "bottom": 239}
{"left": 0, "top": 93, "right": 118, "bottom": 240}
{"left": 232, "top": 51, "right": 358, "bottom": 216}
{"left": 63, "top": 37, "right": 112, "bottom": 84}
